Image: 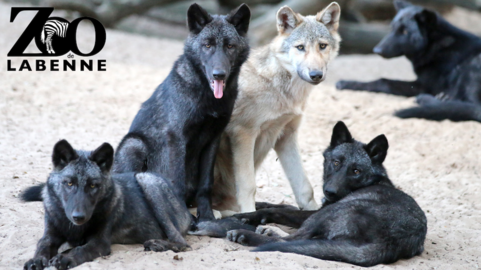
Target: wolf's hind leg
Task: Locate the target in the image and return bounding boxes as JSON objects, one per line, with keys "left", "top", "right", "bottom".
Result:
{"left": 136, "top": 173, "right": 192, "bottom": 248}
{"left": 112, "top": 135, "right": 148, "bottom": 173}
{"left": 255, "top": 240, "right": 386, "bottom": 267}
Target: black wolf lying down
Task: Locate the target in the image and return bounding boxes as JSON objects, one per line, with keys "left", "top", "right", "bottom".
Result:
{"left": 337, "top": 0, "right": 481, "bottom": 123}
{"left": 226, "top": 122, "right": 427, "bottom": 267}
{"left": 21, "top": 140, "right": 192, "bottom": 270}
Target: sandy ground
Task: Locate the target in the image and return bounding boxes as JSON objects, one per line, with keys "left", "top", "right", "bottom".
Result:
{"left": 1, "top": 3, "right": 480, "bottom": 270}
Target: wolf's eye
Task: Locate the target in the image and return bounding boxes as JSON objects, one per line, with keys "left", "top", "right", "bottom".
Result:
{"left": 67, "top": 182, "right": 73, "bottom": 186}
{"left": 296, "top": 45, "right": 305, "bottom": 51}
{"left": 353, "top": 169, "right": 361, "bottom": 175}
{"left": 90, "top": 184, "right": 96, "bottom": 189}
{"left": 334, "top": 161, "right": 340, "bottom": 166}
{"left": 205, "top": 44, "right": 211, "bottom": 48}
{"left": 227, "top": 44, "right": 234, "bottom": 49}
{"left": 319, "top": 43, "right": 328, "bottom": 50}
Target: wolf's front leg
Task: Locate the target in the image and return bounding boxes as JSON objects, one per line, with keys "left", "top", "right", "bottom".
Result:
{"left": 227, "top": 229, "right": 283, "bottom": 246}
{"left": 144, "top": 239, "right": 191, "bottom": 252}
{"left": 24, "top": 224, "right": 64, "bottom": 270}
{"left": 230, "top": 128, "right": 257, "bottom": 213}
{"left": 48, "top": 234, "right": 111, "bottom": 270}
{"left": 274, "top": 117, "right": 318, "bottom": 210}
{"left": 196, "top": 135, "right": 222, "bottom": 221}
{"left": 336, "top": 79, "right": 423, "bottom": 97}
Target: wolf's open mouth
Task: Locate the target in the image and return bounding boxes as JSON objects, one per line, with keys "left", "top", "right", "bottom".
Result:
{"left": 210, "top": 80, "right": 225, "bottom": 99}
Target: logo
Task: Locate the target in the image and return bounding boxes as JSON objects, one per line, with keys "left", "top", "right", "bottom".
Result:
{"left": 7, "top": 7, "right": 107, "bottom": 71}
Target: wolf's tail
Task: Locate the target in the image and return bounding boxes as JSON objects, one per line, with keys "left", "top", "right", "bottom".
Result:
{"left": 254, "top": 240, "right": 400, "bottom": 267}
{"left": 395, "top": 102, "right": 481, "bottom": 122}
{"left": 20, "top": 183, "right": 45, "bottom": 202}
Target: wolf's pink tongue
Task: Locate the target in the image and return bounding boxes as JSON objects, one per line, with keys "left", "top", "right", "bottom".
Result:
{"left": 213, "top": 80, "right": 223, "bottom": 99}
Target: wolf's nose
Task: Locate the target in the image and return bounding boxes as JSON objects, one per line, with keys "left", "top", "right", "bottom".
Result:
{"left": 324, "top": 188, "right": 337, "bottom": 199}
{"left": 72, "top": 212, "right": 85, "bottom": 222}
{"left": 213, "top": 70, "right": 226, "bottom": 80}
{"left": 309, "top": 71, "right": 324, "bottom": 82}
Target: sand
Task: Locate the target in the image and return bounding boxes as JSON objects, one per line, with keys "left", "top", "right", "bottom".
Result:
{"left": 1, "top": 3, "right": 480, "bottom": 270}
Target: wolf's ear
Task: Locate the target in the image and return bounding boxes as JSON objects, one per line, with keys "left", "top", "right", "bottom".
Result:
{"left": 52, "top": 140, "right": 79, "bottom": 170}
{"left": 330, "top": 121, "right": 353, "bottom": 148}
{"left": 187, "top": 3, "right": 213, "bottom": 34}
{"left": 394, "top": 0, "right": 413, "bottom": 11}
{"left": 276, "top": 6, "right": 303, "bottom": 34}
{"left": 415, "top": 9, "right": 437, "bottom": 29}
{"left": 317, "top": 2, "right": 341, "bottom": 32}
{"left": 226, "top": 4, "right": 251, "bottom": 37}
{"left": 90, "top": 143, "right": 114, "bottom": 173}
{"left": 365, "top": 135, "right": 389, "bottom": 164}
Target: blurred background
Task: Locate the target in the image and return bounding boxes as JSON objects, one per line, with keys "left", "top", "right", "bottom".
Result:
{"left": 4, "top": 0, "right": 481, "bottom": 54}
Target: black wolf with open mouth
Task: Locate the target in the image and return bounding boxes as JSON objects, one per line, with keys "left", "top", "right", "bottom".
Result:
{"left": 112, "top": 3, "right": 251, "bottom": 222}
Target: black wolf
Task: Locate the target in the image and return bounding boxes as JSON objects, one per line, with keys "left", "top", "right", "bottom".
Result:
{"left": 226, "top": 122, "right": 427, "bottom": 267}
{"left": 22, "top": 140, "right": 192, "bottom": 270}
{"left": 113, "top": 3, "right": 251, "bottom": 222}
{"left": 336, "top": 0, "right": 481, "bottom": 123}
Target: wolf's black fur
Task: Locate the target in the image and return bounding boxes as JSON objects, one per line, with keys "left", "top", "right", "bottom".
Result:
{"left": 112, "top": 3, "right": 251, "bottom": 222}
{"left": 336, "top": 0, "right": 481, "bottom": 122}
{"left": 227, "top": 122, "right": 427, "bottom": 267}
{"left": 22, "top": 140, "right": 192, "bottom": 270}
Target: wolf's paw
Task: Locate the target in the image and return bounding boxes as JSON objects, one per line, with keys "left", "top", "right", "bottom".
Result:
{"left": 144, "top": 239, "right": 191, "bottom": 253}
{"left": 232, "top": 211, "right": 267, "bottom": 226}
{"left": 48, "top": 254, "right": 77, "bottom": 270}
{"left": 24, "top": 256, "right": 48, "bottom": 270}
{"left": 255, "top": 226, "right": 288, "bottom": 237}
{"left": 227, "top": 229, "right": 259, "bottom": 246}
{"left": 416, "top": 94, "right": 439, "bottom": 106}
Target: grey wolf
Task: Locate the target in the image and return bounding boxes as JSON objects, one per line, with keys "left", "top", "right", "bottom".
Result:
{"left": 22, "top": 140, "right": 192, "bottom": 270}
{"left": 211, "top": 2, "right": 342, "bottom": 216}
{"left": 41, "top": 19, "right": 69, "bottom": 54}
{"left": 337, "top": 0, "right": 481, "bottom": 122}
{"left": 226, "top": 121, "right": 427, "bottom": 267}
{"left": 112, "top": 3, "right": 251, "bottom": 222}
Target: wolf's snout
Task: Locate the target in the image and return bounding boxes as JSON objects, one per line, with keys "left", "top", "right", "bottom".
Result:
{"left": 72, "top": 212, "right": 86, "bottom": 224}
{"left": 324, "top": 187, "right": 338, "bottom": 200}
{"left": 309, "top": 70, "right": 324, "bottom": 82}
{"left": 213, "top": 70, "right": 226, "bottom": 80}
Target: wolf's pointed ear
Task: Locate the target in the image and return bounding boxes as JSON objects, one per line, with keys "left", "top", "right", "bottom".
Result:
{"left": 187, "top": 3, "right": 213, "bottom": 34}
{"left": 365, "top": 135, "right": 389, "bottom": 164}
{"left": 226, "top": 4, "right": 251, "bottom": 37}
{"left": 394, "top": 0, "right": 413, "bottom": 11}
{"left": 52, "top": 140, "right": 79, "bottom": 170}
{"left": 90, "top": 143, "right": 114, "bottom": 173}
{"left": 416, "top": 9, "right": 437, "bottom": 29}
{"left": 317, "top": 2, "right": 341, "bottom": 32}
{"left": 330, "top": 121, "right": 353, "bottom": 148}
{"left": 276, "top": 6, "right": 303, "bottom": 34}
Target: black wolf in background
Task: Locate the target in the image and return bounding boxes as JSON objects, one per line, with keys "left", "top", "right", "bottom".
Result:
{"left": 226, "top": 122, "right": 427, "bottom": 267}
{"left": 113, "top": 3, "right": 251, "bottom": 221}
{"left": 337, "top": 0, "right": 481, "bottom": 122}
{"left": 22, "top": 140, "right": 192, "bottom": 270}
